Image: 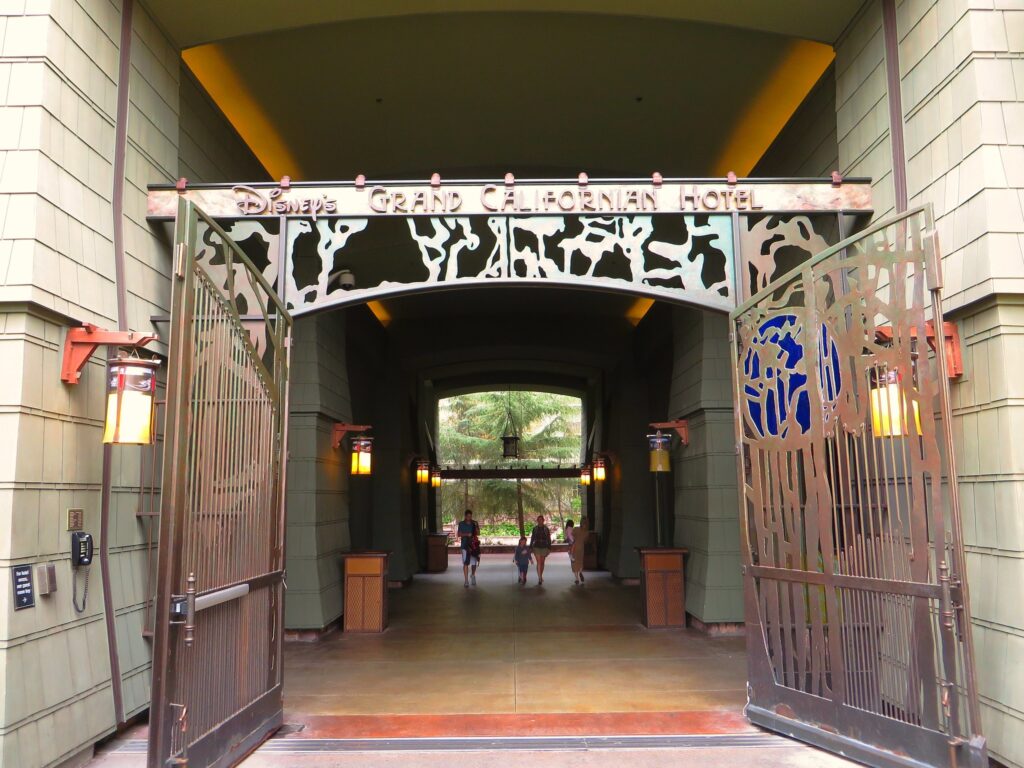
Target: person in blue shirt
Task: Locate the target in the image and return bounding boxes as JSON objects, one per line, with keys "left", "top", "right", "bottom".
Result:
{"left": 512, "top": 536, "right": 533, "bottom": 585}
{"left": 457, "top": 509, "right": 480, "bottom": 587}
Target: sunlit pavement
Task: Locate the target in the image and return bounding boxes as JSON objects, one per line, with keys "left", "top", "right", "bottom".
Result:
{"left": 89, "top": 554, "right": 855, "bottom": 766}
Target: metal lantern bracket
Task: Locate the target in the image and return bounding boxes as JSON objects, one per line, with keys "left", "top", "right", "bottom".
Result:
{"left": 875, "top": 321, "right": 962, "bottom": 379}
{"left": 61, "top": 324, "right": 158, "bottom": 384}
{"left": 649, "top": 419, "right": 690, "bottom": 446}
{"left": 332, "top": 423, "right": 371, "bottom": 449}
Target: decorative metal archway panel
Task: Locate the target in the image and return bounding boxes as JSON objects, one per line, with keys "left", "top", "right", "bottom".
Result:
{"left": 149, "top": 199, "right": 292, "bottom": 768}
{"left": 148, "top": 178, "right": 872, "bottom": 315}
{"left": 730, "top": 205, "right": 986, "bottom": 767}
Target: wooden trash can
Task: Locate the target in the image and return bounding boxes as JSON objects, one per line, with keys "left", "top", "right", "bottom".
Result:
{"left": 637, "top": 547, "right": 687, "bottom": 628}
{"left": 584, "top": 531, "right": 599, "bottom": 571}
{"left": 343, "top": 552, "right": 389, "bottom": 632}
{"left": 426, "top": 533, "right": 450, "bottom": 573}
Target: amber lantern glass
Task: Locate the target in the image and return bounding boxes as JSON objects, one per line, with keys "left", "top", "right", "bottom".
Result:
{"left": 592, "top": 457, "right": 606, "bottom": 482}
{"left": 416, "top": 460, "right": 430, "bottom": 484}
{"left": 103, "top": 357, "right": 159, "bottom": 445}
{"left": 579, "top": 466, "right": 591, "bottom": 486}
{"left": 870, "top": 369, "right": 922, "bottom": 438}
{"left": 351, "top": 437, "right": 373, "bottom": 475}
{"left": 648, "top": 431, "right": 672, "bottom": 472}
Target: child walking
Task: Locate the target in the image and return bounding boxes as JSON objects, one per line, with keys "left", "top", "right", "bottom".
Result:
{"left": 513, "top": 536, "right": 533, "bottom": 585}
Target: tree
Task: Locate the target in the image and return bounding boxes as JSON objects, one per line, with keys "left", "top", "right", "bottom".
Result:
{"left": 437, "top": 391, "right": 582, "bottom": 537}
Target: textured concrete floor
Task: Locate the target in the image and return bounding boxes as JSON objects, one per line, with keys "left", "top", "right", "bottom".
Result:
{"left": 88, "top": 554, "right": 856, "bottom": 766}
{"left": 283, "top": 553, "right": 747, "bottom": 718}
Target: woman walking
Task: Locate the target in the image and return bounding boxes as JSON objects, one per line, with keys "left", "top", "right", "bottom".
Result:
{"left": 529, "top": 515, "right": 552, "bottom": 585}
{"left": 571, "top": 517, "right": 588, "bottom": 585}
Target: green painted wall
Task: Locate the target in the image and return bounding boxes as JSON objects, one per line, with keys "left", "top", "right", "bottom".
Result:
{"left": 284, "top": 314, "right": 353, "bottom": 629}
{"left": 668, "top": 308, "right": 743, "bottom": 624}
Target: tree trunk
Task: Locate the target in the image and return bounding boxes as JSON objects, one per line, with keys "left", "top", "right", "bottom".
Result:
{"left": 516, "top": 478, "right": 525, "bottom": 537}
{"left": 464, "top": 478, "right": 469, "bottom": 510}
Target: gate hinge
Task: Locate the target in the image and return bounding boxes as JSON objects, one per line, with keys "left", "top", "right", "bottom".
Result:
{"left": 170, "top": 595, "right": 187, "bottom": 623}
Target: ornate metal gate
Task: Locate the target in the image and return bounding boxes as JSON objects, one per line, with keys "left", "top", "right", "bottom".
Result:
{"left": 149, "top": 199, "right": 292, "bottom": 767}
{"left": 731, "top": 206, "right": 986, "bottom": 767}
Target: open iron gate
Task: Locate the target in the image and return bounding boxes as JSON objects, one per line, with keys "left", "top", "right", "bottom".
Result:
{"left": 730, "top": 206, "right": 987, "bottom": 768}
{"left": 149, "top": 198, "right": 292, "bottom": 767}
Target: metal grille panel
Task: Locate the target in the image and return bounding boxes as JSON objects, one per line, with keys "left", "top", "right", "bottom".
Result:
{"left": 731, "top": 206, "right": 985, "bottom": 768}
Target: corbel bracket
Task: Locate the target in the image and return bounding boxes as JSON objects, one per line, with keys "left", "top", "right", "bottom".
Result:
{"left": 875, "top": 321, "right": 962, "bottom": 379}
{"left": 649, "top": 419, "right": 690, "bottom": 446}
{"left": 61, "top": 324, "right": 158, "bottom": 384}
{"left": 332, "top": 423, "right": 371, "bottom": 449}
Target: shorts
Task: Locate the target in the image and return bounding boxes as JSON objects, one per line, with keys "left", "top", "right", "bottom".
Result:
{"left": 461, "top": 548, "right": 479, "bottom": 566}
{"left": 532, "top": 547, "right": 550, "bottom": 558}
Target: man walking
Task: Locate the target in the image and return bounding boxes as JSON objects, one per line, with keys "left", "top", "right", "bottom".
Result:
{"left": 458, "top": 509, "right": 480, "bottom": 587}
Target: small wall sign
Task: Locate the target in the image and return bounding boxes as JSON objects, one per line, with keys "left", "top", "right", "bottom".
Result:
{"left": 12, "top": 564, "right": 35, "bottom": 610}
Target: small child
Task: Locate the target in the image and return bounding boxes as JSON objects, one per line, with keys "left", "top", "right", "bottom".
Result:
{"left": 564, "top": 520, "right": 576, "bottom": 565}
{"left": 512, "top": 536, "right": 533, "bottom": 585}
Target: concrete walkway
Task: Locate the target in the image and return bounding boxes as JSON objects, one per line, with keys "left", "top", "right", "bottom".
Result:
{"left": 89, "top": 554, "right": 856, "bottom": 766}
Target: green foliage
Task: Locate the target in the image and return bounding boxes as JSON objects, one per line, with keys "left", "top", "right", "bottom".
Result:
{"left": 438, "top": 391, "right": 582, "bottom": 528}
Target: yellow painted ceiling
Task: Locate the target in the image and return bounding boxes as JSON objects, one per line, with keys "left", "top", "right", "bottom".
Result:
{"left": 182, "top": 12, "right": 835, "bottom": 180}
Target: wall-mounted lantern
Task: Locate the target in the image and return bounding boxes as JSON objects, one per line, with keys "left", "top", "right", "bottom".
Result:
{"left": 592, "top": 457, "right": 607, "bottom": 483}
{"left": 431, "top": 468, "right": 442, "bottom": 488}
{"left": 103, "top": 357, "right": 160, "bottom": 445}
{"left": 350, "top": 437, "right": 374, "bottom": 475}
{"left": 870, "top": 369, "right": 921, "bottom": 438}
{"left": 416, "top": 459, "right": 431, "bottom": 485}
{"left": 647, "top": 431, "right": 672, "bottom": 473}
{"left": 579, "top": 466, "right": 592, "bottom": 486}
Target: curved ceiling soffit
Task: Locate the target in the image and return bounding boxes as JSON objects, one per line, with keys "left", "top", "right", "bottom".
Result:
{"left": 157, "top": 1, "right": 862, "bottom": 48}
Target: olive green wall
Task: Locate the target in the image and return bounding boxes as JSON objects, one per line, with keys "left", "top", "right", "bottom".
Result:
{"left": 0, "top": 1, "right": 267, "bottom": 765}
{"left": 667, "top": 308, "right": 741, "bottom": 624}
{"left": 284, "top": 314, "right": 353, "bottom": 630}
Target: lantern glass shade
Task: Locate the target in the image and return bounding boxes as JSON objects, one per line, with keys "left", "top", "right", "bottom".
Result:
{"left": 502, "top": 434, "right": 520, "bottom": 459}
{"left": 350, "top": 437, "right": 373, "bottom": 475}
{"left": 103, "top": 358, "right": 159, "bottom": 445}
{"left": 431, "top": 469, "right": 441, "bottom": 488}
{"left": 416, "top": 461, "right": 430, "bottom": 484}
{"left": 592, "top": 457, "right": 606, "bottom": 482}
{"left": 648, "top": 432, "right": 672, "bottom": 473}
{"left": 870, "top": 370, "right": 922, "bottom": 438}
{"left": 580, "top": 466, "right": 591, "bottom": 486}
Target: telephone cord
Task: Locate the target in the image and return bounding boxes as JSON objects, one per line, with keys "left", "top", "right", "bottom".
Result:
{"left": 72, "top": 567, "right": 89, "bottom": 613}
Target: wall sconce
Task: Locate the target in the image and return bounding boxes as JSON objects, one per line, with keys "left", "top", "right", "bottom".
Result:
{"left": 875, "top": 321, "right": 962, "bottom": 379}
{"left": 870, "top": 369, "right": 921, "bottom": 438}
{"left": 416, "top": 460, "right": 430, "bottom": 485}
{"left": 647, "top": 431, "right": 672, "bottom": 473}
{"left": 592, "top": 457, "right": 607, "bottom": 482}
{"left": 103, "top": 357, "right": 160, "bottom": 445}
{"left": 431, "top": 468, "right": 441, "bottom": 488}
{"left": 579, "top": 466, "right": 592, "bottom": 486}
{"left": 350, "top": 437, "right": 374, "bottom": 475}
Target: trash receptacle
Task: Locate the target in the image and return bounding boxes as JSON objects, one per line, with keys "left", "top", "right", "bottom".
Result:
{"left": 637, "top": 547, "right": 687, "bottom": 628}
{"left": 426, "top": 533, "right": 450, "bottom": 573}
{"left": 584, "top": 531, "right": 599, "bottom": 571}
{"left": 343, "top": 551, "right": 389, "bottom": 632}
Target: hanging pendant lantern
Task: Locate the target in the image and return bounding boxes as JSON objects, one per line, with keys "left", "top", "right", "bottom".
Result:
{"left": 648, "top": 431, "right": 672, "bottom": 472}
{"left": 431, "top": 468, "right": 442, "bottom": 488}
{"left": 592, "top": 456, "right": 607, "bottom": 482}
{"left": 416, "top": 460, "right": 430, "bottom": 484}
{"left": 103, "top": 357, "right": 159, "bottom": 445}
{"left": 502, "top": 390, "right": 520, "bottom": 459}
{"left": 350, "top": 437, "right": 373, "bottom": 475}
{"left": 579, "top": 466, "right": 592, "bottom": 486}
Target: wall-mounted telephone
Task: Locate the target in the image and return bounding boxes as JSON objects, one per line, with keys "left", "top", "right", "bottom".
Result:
{"left": 71, "top": 532, "right": 93, "bottom": 613}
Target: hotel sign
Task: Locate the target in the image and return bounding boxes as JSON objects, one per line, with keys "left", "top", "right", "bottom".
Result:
{"left": 148, "top": 179, "right": 872, "bottom": 220}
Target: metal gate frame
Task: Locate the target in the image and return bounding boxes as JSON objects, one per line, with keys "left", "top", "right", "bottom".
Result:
{"left": 149, "top": 198, "right": 293, "bottom": 767}
{"left": 730, "top": 205, "right": 986, "bottom": 768}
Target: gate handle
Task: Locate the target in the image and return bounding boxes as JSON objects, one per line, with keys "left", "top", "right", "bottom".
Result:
{"left": 183, "top": 573, "right": 196, "bottom": 647}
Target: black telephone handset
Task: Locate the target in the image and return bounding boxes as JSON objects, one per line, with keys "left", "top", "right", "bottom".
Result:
{"left": 71, "top": 532, "right": 93, "bottom": 612}
{"left": 71, "top": 532, "right": 93, "bottom": 567}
